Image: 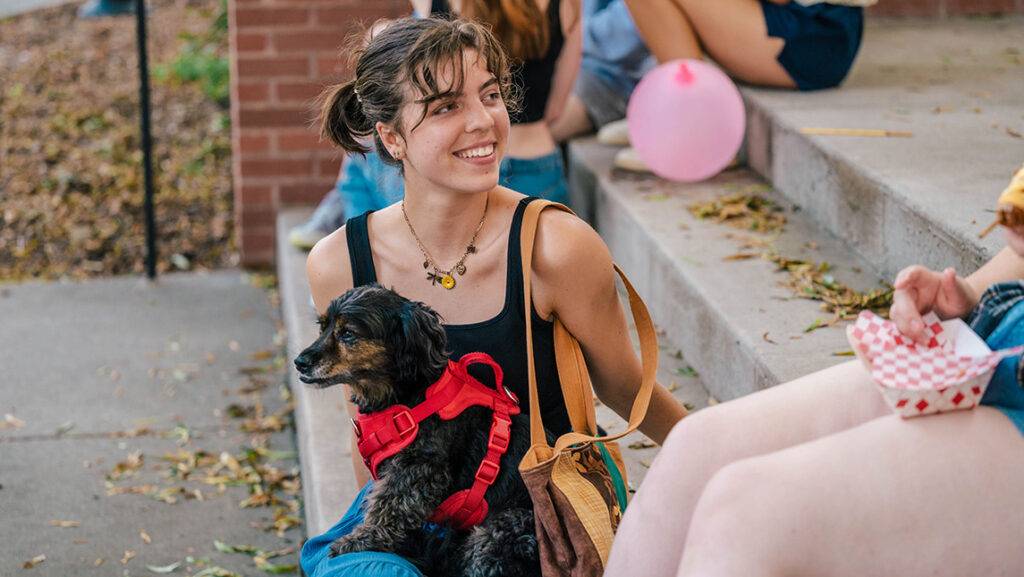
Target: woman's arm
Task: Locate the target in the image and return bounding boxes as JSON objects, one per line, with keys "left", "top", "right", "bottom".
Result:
{"left": 408, "top": 0, "right": 431, "bottom": 17}
{"left": 306, "top": 230, "right": 374, "bottom": 487}
{"left": 531, "top": 210, "right": 688, "bottom": 444}
{"left": 544, "top": 0, "right": 582, "bottom": 124}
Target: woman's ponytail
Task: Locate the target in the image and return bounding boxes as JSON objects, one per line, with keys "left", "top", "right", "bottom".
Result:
{"left": 317, "top": 81, "right": 373, "bottom": 155}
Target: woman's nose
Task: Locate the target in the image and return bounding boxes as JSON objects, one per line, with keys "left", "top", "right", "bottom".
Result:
{"left": 464, "top": 98, "right": 495, "bottom": 132}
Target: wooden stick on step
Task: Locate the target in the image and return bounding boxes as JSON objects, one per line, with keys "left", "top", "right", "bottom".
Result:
{"left": 798, "top": 128, "right": 915, "bottom": 138}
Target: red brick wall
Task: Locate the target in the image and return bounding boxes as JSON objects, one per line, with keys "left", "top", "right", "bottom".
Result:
{"left": 229, "top": 0, "right": 408, "bottom": 267}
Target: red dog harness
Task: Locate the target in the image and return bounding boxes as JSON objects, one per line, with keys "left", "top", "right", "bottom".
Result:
{"left": 352, "top": 352, "right": 520, "bottom": 530}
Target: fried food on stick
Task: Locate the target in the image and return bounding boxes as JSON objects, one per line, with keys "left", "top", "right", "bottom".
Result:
{"left": 979, "top": 162, "right": 1024, "bottom": 238}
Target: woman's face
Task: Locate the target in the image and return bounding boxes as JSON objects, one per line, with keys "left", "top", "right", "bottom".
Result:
{"left": 381, "top": 48, "right": 510, "bottom": 195}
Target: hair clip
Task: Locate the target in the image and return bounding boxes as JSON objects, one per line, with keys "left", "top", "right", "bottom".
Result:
{"left": 353, "top": 86, "right": 363, "bottom": 104}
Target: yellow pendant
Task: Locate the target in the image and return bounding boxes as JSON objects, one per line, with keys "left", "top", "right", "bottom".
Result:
{"left": 440, "top": 275, "right": 456, "bottom": 290}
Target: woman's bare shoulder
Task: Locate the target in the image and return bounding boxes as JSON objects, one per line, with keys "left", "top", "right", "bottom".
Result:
{"left": 306, "top": 226, "right": 354, "bottom": 314}
{"left": 530, "top": 206, "right": 614, "bottom": 316}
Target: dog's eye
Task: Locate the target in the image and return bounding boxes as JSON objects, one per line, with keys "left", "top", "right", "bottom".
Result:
{"left": 339, "top": 329, "right": 356, "bottom": 342}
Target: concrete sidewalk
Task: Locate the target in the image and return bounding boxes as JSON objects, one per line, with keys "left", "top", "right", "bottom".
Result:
{"left": 0, "top": 272, "right": 303, "bottom": 576}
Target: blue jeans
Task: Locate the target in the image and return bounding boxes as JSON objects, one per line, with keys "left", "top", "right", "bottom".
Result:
{"left": 334, "top": 150, "right": 568, "bottom": 215}
{"left": 300, "top": 482, "right": 424, "bottom": 577}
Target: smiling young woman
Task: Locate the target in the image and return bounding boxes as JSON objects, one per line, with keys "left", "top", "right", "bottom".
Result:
{"left": 301, "top": 17, "right": 688, "bottom": 577}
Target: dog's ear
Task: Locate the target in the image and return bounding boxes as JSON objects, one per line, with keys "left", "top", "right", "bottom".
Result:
{"left": 392, "top": 300, "right": 449, "bottom": 387}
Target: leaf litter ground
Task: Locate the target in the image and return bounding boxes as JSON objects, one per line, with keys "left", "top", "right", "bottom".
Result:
{"left": 0, "top": 0, "right": 234, "bottom": 282}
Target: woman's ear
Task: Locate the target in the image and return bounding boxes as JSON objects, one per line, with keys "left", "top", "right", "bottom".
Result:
{"left": 376, "top": 121, "right": 403, "bottom": 158}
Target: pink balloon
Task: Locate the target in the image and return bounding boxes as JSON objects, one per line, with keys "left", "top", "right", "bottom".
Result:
{"left": 627, "top": 59, "right": 745, "bottom": 183}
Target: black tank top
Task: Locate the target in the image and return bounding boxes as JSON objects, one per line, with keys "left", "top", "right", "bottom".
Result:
{"left": 431, "top": 0, "right": 564, "bottom": 124}
{"left": 345, "top": 197, "right": 572, "bottom": 436}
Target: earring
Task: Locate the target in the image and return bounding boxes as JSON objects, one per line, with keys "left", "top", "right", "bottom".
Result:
{"left": 393, "top": 150, "right": 403, "bottom": 159}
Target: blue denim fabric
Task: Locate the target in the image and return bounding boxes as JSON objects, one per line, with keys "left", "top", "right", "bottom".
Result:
{"left": 300, "top": 482, "right": 424, "bottom": 577}
{"left": 335, "top": 152, "right": 405, "bottom": 218}
{"left": 499, "top": 150, "right": 569, "bottom": 205}
{"left": 580, "top": 0, "right": 655, "bottom": 101}
{"left": 969, "top": 281, "right": 1024, "bottom": 434}
{"left": 333, "top": 150, "right": 567, "bottom": 214}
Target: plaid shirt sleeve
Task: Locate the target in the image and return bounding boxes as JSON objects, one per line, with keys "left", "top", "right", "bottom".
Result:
{"left": 968, "top": 280, "right": 1024, "bottom": 389}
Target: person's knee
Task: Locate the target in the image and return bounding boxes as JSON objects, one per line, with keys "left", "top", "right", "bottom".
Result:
{"left": 660, "top": 403, "right": 733, "bottom": 459}
{"left": 680, "top": 459, "right": 796, "bottom": 576}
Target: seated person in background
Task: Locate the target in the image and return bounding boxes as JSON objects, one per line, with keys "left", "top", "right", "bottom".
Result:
{"left": 623, "top": 0, "right": 867, "bottom": 92}
{"left": 548, "top": 0, "right": 654, "bottom": 143}
{"left": 606, "top": 172, "right": 1024, "bottom": 576}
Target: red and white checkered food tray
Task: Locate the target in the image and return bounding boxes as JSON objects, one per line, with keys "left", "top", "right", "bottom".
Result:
{"left": 846, "top": 310, "right": 1023, "bottom": 418}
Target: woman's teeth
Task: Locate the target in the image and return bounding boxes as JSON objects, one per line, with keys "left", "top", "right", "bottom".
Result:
{"left": 456, "top": 144, "right": 494, "bottom": 158}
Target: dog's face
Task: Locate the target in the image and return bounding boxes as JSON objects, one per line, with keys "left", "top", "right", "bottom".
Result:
{"left": 294, "top": 284, "right": 449, "bottom": 413}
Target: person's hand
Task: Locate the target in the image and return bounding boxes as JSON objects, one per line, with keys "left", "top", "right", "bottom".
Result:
{"left": 1004, "top": 225, "right": 1024, "bottom": 258}
{"left": 890, "top": 265, "right": 977, "bottom": 343}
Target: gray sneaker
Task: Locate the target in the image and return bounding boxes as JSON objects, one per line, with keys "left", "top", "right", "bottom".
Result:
{"left": 289, "top": 190, "right": 346, "bottom": 249}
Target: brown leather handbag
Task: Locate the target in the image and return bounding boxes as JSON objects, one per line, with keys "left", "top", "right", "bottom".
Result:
{"left": 517, "top": 199, "right": 656, "bottom": 577}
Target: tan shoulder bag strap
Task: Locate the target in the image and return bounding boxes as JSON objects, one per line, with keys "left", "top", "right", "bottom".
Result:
{"left": 520, "top": 199, "right": 657, "bottom": 451}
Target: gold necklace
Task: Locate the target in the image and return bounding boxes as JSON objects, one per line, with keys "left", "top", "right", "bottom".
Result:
{"left": 401, "top": 194, "right": 489, "bottom": 290}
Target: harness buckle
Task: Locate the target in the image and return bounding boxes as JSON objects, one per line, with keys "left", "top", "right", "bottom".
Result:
{"left": 475, "top": 460, "right": 500, "bottom": 485}
{"left": 393, "top": 410, "right": 416, "bottom": 437}
{"left": 488, "top": 419, "right": 511, "bottom": 452}
{"left": 351, "top": 418, "right": 362, "bottom": 438}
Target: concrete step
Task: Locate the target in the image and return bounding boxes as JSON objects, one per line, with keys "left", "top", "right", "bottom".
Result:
{"left": 744, "top": 17, "right": 1023, "bottom": 279}
{"left": 277, "top": 208, "right": 712, "bottom": 535}
{"left": 568, "top": 141, "right": 887, "bottom": 400}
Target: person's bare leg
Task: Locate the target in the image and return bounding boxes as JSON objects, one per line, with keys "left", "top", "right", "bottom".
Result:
{"left": 623, "top": 0, "right": 701, "bottom": 62}
{"left": 679, "top": 407, "right": 1024, "bottom": 576}
{"left": 605, "top": 361, "right": 889, "bottom": 576}
{"left": 624, "top": 0, "right": 795, "bottom": 88}
{"left": 548, "top": 94, "right": 594, "bottom": 143}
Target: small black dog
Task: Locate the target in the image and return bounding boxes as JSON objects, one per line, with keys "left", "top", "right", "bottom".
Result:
{"left": 294, "top": 284, "right": 539, "bottom": 577}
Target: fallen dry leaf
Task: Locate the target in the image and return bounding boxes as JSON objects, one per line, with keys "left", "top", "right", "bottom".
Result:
{"left": 690, "top": 193, "right": 786, "bottom": 234}
{"left": 22, "top": 554, "right": 45, "bottom": 569}
{"left": 140, "top": 530, "right": 152, "bottom": 544}
{"left": 50, "top": 520, "right": 80, "bottom": 528}
{"left": 121, "top": 550, "right": 136, "bottom": 564}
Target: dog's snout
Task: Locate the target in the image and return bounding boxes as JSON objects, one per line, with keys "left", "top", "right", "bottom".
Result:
{"left": 294, "top": 351, "right": 313, "bottom": 374}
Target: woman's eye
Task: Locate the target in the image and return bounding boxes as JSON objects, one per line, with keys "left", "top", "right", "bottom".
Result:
{"left": 484, "top": 91, "right": 501, "bottom": 102}
{"left": 434, "top": 103, "right": 455, "bottom": 114}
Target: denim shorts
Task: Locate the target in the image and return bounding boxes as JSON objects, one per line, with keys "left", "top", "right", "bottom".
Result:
{"left": 498, "top": 150, "right": 569, "bottom": 205}
{"left": 574, "top": 66, "right": 630, "bottom": 129}
{"left": 762, "top": 1, "right": 864, "bottom": 90}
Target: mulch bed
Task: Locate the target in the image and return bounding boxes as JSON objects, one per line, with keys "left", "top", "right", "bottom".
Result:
{"left": 0, "top": 0, "right": 234, "bottom": 281}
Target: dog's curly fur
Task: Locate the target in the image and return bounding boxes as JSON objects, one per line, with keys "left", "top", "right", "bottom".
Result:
{"left": 294, "top": 284, "right": 539, "bottom": 576}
